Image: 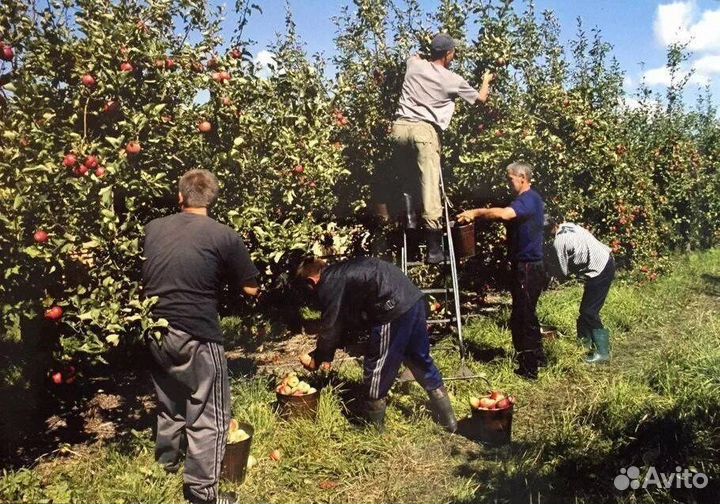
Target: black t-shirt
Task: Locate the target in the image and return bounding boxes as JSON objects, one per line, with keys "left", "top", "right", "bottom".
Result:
{"left": 142, "top": 212, "right": 259, "bottom": 342}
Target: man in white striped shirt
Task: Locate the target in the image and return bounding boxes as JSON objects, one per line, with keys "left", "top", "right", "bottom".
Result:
{"left": 548, "top": 219, "right": 616, "bottom": 363}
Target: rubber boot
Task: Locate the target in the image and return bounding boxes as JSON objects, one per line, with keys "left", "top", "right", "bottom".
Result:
{"left": 576, "top": 319, "right": 593, "bottom": 351}
{"left": 425, "top": 229, "right": 445, "bottom": 265}
{"left": 514, "top": 351, "right": 539, "bottom": 380}
{"left": 427, "top": 386, "right": 458, "bottom": 433}
{"left": 363, "top": 398, "right": 387, "bottom": 430}
{"left": 585, "top": 328, "right": 610, "bottom": 364}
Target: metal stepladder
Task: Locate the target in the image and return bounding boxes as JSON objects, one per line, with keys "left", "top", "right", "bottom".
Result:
{"left": 399, "top": 169, "right": 471, "bottom": 376}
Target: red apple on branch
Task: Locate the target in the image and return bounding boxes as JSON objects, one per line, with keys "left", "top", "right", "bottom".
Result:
{"left": 33, "top": 230, "right": 49, "bottom": 244}
{"left": 126, "top": 141, "right": 141, "bottom": 156}
{"left": 63, "top": 153, "right": 78, "bottom": 168}
{"left": 81, "top": 74, "right": 96, "bottom": 88}
{"left": 103, "top": 100, "right": 120, "bottom": 113}
{"left": 44, "top": 306, "right": 63, "bottom": 321}
{"left": 84, "top": 155, "right": 99, "bottom": 169}
{"left": 1, "top": 44, "right": 14, "bottom": 62}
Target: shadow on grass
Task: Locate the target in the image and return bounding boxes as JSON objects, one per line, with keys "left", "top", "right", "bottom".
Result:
{"left": 227, "top": 355, "right": 258, "bottom": 376}
{"left": 462, "top": 338, "right": 508, "bottom": 363}
{"left": 448, "top": 404, "right": 720, "bottom": 504}
{"left": 699, "top": 274, "right": 720, "bottom": 297}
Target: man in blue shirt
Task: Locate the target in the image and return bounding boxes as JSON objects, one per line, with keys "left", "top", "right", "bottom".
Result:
{"left": 457, "top": 162, "right": 546, "bottom": 379}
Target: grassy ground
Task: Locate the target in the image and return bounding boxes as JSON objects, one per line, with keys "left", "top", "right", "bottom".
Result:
{"left": 1, "top": 251, "right": 719, "bottom": 504}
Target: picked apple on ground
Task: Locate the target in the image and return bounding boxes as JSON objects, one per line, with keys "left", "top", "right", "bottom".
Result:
{"left": 468, "top": 390, "right": 515, "bottom": 411}
{"left": 276, "top": 371, "right": 316, "bottom": 396}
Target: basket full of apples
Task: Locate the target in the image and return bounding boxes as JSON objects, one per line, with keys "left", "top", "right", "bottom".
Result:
{"left": 221, "top": 419, "right": 254, "bottom": 484}
{"left": 467, "top": 390, "right": 516, "bottom": 445}
{"left": 275, "top": 371, "right": 319, "bottom": 420}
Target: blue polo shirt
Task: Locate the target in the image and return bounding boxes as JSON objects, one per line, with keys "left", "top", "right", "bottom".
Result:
{"left": 507, "top": 188, "right": 544, "bottom": 262}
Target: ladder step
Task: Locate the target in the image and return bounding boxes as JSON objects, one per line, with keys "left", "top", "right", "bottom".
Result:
{"left": 405, "top": 261, "right": 449, "bottom": 268}
{"left": 427, "top": 318, "right": 452, "bottom": 324}
{"left": 422, "top": 288, "right": 454, "bottom": 294}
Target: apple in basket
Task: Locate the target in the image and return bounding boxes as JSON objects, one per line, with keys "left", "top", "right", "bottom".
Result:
{"left": 227, "top": 418, "right": 250, "bottom": 444}
{"left": 468, "top": 391, "right": 516, "bottom": 411}
{"left": 276, "top": 371, "right": 317, "bottom": 396}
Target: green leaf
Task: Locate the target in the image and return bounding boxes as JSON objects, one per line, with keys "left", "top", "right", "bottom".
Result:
{"left": 78, "top": 309, "right": 100, "bottom": 321}
{"left": 105, "top": 136, "right": 122, "bottom": 148}
{"left": 22, "top": 247, "right": 43, "bottom": 258}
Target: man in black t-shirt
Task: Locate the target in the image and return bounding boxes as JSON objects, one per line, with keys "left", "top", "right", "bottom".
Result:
{"left": 457, "top": 161, "right": 547, "bottom": 379}
{"left": 142, "top": 169, "right": 259, "bottom": 504}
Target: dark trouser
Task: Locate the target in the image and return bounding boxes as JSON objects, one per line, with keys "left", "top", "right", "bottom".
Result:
{"left": 363, "top": 299, "right": 444, "bottom": 400}
{"left": 148, "top": 326, "right": 231, "bottom": 504}
{"left": 578, "top": 256, "right": 616, "bottom": 333}
{"left": 510, "top": 261, "right": 546, "bottom": 372}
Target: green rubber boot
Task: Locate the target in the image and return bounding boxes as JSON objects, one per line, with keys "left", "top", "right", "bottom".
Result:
{"left": 585, "top": 328, "right": 610, "bottom": 364}
{"left": 576, "top": 319, "right": 593, "bottom": 351}
{"left": 427, "top": 386, "right": 458, "bottom": 433}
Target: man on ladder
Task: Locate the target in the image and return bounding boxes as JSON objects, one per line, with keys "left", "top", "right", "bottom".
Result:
{"left": 390, "top": 32, "right": 493, "bottom": 263}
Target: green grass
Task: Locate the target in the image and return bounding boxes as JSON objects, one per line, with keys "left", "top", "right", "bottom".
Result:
{"left": 2, "top": 250, "right": 720, "bottom": 503}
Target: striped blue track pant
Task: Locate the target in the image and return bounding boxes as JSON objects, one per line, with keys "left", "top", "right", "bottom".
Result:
{"left": 364, "top": 299, "right": 444, "bottom": 400}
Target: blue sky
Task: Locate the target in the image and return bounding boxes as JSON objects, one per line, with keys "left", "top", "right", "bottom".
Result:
{"left": 217, "top": 0, "right": 720, "bottom": 106}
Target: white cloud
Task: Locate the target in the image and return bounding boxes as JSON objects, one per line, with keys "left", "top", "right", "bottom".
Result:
{"left": 654, "top": 1, "right": 720, "bottom": 52}
{"left": 688, "top": 8, "right": 720, "bottom": 52}
{"left": 621, "top": 95, "right": 642, "bottom": 110}
{"left": 643, "top": 64, "right": 713, "bottom": 87}
{"left": 654, "top": 2, "right": 694, "bottom": 46}
{"left": 645, "top": 5, "right": 720, "bottom": 90}
{"left": 254, "top": 50, "right": 276, "bottom": 69}
{"left": 253, "top": 50, "right": 278, "bottom": 79}
{"left": 693, "top": 54, "right": 720, "bottom": 75}
{"left": 644, "top": 66, "right": 673, "bottom": 86}
{"left": 689, "top": 72, "right": 711, "bottom": 85}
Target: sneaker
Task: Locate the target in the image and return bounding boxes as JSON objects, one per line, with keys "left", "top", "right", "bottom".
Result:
{"left": 215, "top": 492, "right": 239, "bottom": 504}
{"left": 186, "top": 492, "right": 238, "bottom": 504}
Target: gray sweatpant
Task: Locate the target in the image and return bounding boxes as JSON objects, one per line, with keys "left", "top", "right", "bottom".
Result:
{"left": 148, "top": 326, "right": 231, "bottom": 503}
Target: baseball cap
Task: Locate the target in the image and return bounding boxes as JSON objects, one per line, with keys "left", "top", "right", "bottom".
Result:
{"left": 431, "top": 33, "right": 456, "bottom": 53}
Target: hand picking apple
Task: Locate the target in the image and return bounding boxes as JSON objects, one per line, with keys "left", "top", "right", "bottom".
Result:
{"left": 299, "top": 352, "right": 332, "bottom": 372}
